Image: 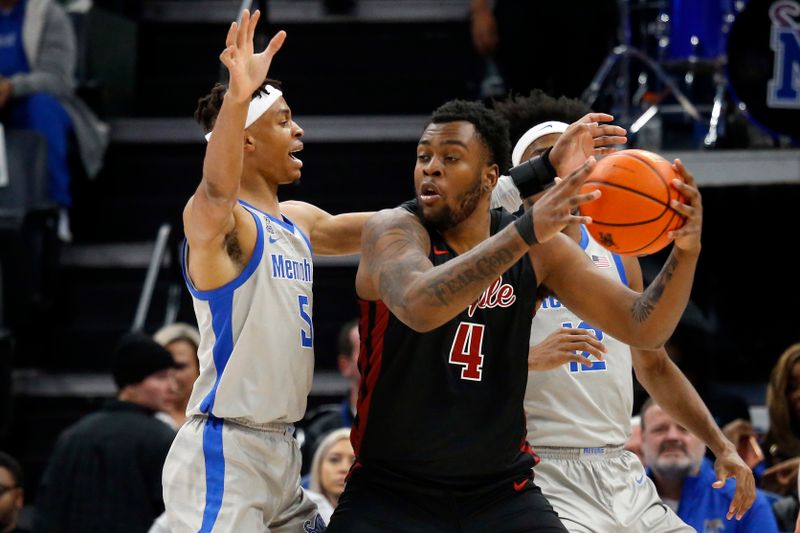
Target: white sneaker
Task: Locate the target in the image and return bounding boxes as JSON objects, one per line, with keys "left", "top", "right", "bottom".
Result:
{"left": 58, "top": 208, "right": 73, "bottom": 243}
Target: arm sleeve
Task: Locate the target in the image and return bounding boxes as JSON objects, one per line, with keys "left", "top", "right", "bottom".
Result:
{"left": 490, "top": 175, "right": 522, "bottom": 212}
{"left": 9, "top": 3, "right": 76, "bottom": 98}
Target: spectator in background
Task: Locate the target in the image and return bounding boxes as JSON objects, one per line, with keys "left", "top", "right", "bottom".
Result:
{"left": 0, "top": 451, "right": 25, "bottom": 533}
{"left": 300, "top": 319, "right": 359, "bottom": 473}
{"left": 154, "top": 323, "right": 201, "bottom": 429}
{"left": 469, "top": 0, "right": 619, "bottom": 99}
{"left": 306, "top": 428, "right": 354, "bottom": 524}
{"left": 0, "top": 0, "right": 108, "bottom": 241}
{"left": 33, "top": 333, "right": 178, "bottom": 533}
{"left": 762, "top": 343, "right": 800, "bottom": 494}
{"left": 641, "top": 398, "right": 778, "bottom": 533}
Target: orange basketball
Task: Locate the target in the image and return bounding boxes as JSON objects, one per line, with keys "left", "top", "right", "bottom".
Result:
{"left": 579, "top": 149, "right": 686, "bottom": 256}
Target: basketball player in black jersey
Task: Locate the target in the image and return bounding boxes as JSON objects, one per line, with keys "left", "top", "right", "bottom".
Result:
{"left": 325, "top": 100, "right": 703, "bottom": 532}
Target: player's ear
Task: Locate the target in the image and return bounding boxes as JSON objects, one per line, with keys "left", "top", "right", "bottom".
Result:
{"left": 243, "top": 132, "right": 256, "bottom": 152}
{"left": 484, "top": 163, "right": 499, "bottom": 192}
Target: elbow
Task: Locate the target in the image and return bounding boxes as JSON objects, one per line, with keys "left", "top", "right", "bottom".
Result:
{"left": 625, "top": 328, "right": 668, "bottom": 351}
{"left": 201, "top": 178, "right": 238, "bottom": 205}
{"left": 410, "top": 321, "right": 438, "bottom": 333}
{"left": 394, "top": 300, "right": 441, "bottom": 333}
{"left": 401, "top": 313, "right": 439, "bottom": 333}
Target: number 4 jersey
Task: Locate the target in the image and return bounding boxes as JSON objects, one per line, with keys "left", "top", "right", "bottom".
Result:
{"left": 353, "top": 201, "right": 538, "bottom": 489}
{"left": 182, "top": 200, "right": 315, "bottom": 424}
{"left": 525, "top": 225, "right": 633, "bottom": 448}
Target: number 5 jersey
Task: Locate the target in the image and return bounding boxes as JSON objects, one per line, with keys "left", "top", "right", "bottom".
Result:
{"left": 182, "top": 200, "right": 315, "bottom": 424}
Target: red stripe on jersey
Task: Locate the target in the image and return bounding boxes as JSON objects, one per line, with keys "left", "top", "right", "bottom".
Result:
{"left": 520, "top": 440, "right": 540, "bottom": 467}
{"left": 351, "top": 299, "right": 389, "bottom": 457}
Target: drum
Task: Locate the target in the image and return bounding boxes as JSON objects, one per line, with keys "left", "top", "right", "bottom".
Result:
{"left": 727, "top": 0, "right": 800, "bottom": 139}
{"left": 664, "top": 0, "right": 732, "bottom": 60}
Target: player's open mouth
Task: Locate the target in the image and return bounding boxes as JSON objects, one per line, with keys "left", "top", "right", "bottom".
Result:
{"left": 419, "top": 183, "right": 441, "bottom": 203}
{"left": 289, "top": 145, "right": 303, "bottom": 167}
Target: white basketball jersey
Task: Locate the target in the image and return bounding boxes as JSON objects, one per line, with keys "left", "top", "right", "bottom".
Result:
{"left": 183, "top": 200, "right": 315, "bottom": 424}
{"left": 525, "top": 226, "right": 633, "bottom": 447}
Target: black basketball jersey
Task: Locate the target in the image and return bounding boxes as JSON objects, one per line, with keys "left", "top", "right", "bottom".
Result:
{"left": 352, "top": 200, "right": 539, "bottom": 490}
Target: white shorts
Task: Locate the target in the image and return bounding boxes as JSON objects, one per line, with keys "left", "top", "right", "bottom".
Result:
{"left": 162, "top": 415, "right": 325, "bottom": 533}
{"left": 533, "top": 445, "right": 693, "bottom": 533}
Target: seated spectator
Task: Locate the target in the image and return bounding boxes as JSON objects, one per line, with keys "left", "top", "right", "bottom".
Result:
{"left": 306, "top": 428, "right": 354, "bottom": 524}
{"left": 641, "top": 398, "right": 778, "bottom": 532}
{"left": 0, "top": 0, "right": 108, "bottom": 242}
{"left": 33, "top": 333, "right": 178, "bottom": 533}
{"left": 300, "top": 319, "right": 359, "bottom": 472}
{"left": 0, "top": 451, "right": 25, "bottom": 533}
{"left": 153, "top": 322, "right": 201, "bottom": 429}
{"left": 762, "top": 343, "right": 800, "bottom": 495}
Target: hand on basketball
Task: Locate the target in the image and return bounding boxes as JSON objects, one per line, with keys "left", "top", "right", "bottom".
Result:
{"left": 549, "top": 113, "right": 627, "bottom": 177}
{"left": 220, "top": 10, "right": 286, "bottom": 103}
{"left": 667, "top": 160, "right": 702, "bottom": 254}
{"left": 527, "top": 328, "right": 606, "bottom": 371}
{"left": 530, "top": 158, "right": 599, "bottom": 243}
{"left": 712, "top": 445, "right": 756, "bottom": 520}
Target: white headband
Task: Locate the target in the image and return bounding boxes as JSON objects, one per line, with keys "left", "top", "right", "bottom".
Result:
{"left": 204, "top": 85, "right": 283, "bottom": 141}
{"left": 511, "top": 120, "right": 569, "bottom": 167}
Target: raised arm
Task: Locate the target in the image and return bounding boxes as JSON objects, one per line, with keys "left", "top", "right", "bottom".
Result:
{"left": 185, "top": 11, "right": 285, "bottom": 246}
{"left": 280, "top": 201, "right": 372, "bottom": 255}
{"left": 624, "top": 257, "right": 755, "bottom": 520}
{"left": 490, "top": 113, "right": 627, "bottom": 212}
{"left": 534, "top": 160, "right": 702, "bottom": 349}
{"left": 355, "top": 208, "right": 529, "bottom": 332}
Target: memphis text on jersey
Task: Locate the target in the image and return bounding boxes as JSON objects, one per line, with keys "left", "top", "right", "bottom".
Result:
{"left": 270, "top": 254, "right": 312, "bottom": 283}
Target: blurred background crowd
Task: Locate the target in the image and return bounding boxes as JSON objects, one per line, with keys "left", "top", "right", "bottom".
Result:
{"left": 0, "top": 0, "right": 799, "bottom": 531}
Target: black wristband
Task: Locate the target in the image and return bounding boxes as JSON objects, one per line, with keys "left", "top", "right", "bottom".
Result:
{"left": 514, "top": 207, "right": 538, "bottom": 246}
{"left": 508, "top": 146, "right": 557, "bottom": 198}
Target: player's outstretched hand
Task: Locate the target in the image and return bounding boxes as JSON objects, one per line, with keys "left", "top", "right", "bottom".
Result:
{"left": 529, "top": 158, "right": 599, "bottom": 243}
{"left": 527, "top": 328, "right": 606, "bottom": 371}
{"left": 712, "top": 447, "right": 756, "bottom": 521}
{"left": 220, "top": 9, "right": 286, "bottom": 103}
{"left": 549, "top": 113, "right": 627, "bottom": 177}
{"left": 668, "top": 160, "right": 702, "bottom": 254}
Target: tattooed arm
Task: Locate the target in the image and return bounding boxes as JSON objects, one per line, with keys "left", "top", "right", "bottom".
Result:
{"left": 530, "top": 160, "right": 702, "bottom": 349}
{"left": 355, "top": 208, "right": 531, "bottom": 332}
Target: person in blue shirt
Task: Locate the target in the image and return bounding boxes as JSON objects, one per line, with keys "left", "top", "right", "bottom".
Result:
{"left": 641, "top": 398, "right": 779, "bottom": 532}
{"left": 0, "top": 0, "right": 107, "bottom": 241}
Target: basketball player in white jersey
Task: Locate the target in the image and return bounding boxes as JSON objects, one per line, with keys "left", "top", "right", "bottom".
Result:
{"left": 161, "top": 11, "right": 369, "bottom": 532}
{"left": 490, "top": 91, "right": 756, "bottom": 532}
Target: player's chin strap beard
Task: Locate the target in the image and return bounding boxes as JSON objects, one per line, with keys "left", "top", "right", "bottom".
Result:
{"left": 204, "top": 85, "right": 283, "bottom": 141}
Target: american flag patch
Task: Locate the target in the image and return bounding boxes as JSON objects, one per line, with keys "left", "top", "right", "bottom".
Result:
{"left": 591, "top": 255, "right": 611, "bottom": 268}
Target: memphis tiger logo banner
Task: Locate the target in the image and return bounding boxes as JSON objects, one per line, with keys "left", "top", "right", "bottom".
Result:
{"left": 768, "top": 0, "right": 800, "bottom": 108}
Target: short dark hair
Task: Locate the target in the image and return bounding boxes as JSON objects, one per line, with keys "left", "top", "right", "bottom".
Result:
{"left": 493, "top": 90, "right": 591, "bottom": 147}
{"left": 0, "top": 450, "right": 24, "bottom": 489}
{"left": 337, "top": 319, "right": 359, "bottom": 356}
{"left": 428, "top": 100, "right": 511, "bottom": 174}
{"left": 194, "top": 78, "right": 284, "bottom": 133}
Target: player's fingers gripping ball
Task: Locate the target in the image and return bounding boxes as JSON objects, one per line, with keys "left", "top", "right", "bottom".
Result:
{"left": 579, "top": 149, "right": 686, "bottom": 256}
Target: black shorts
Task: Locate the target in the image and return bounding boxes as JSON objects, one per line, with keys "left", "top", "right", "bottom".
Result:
{"left": 326, "top": 466, "right": 566, "bottom": 533}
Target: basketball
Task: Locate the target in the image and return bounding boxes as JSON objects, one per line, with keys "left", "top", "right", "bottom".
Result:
{"left": 579, "top": 149, "right": 686, "bottom": 256}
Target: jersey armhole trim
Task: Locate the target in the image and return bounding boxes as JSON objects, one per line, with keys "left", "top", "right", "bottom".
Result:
{"left": 578, "top": 225, "right": 590, "bottom": 250}
{"left": 612, "top": 253, "right": 628, "bottom": 287}
{"left": 239, "top": 199, "right": 313, "bottom": 255}
{"left": 181, "top": 208, "right": 265, "bottom": 301}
